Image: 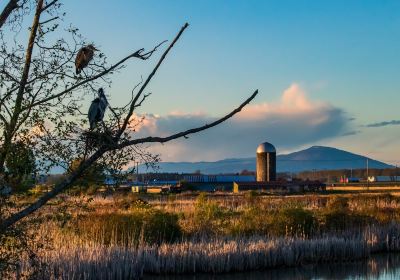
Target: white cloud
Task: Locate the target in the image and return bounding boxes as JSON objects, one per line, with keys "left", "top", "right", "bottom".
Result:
{"left": 129, "top": 83, "right": 350, "bottom": 161}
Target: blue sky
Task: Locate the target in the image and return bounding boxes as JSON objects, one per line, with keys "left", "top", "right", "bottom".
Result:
{"left": 54, "top": 1, "right": 400, "bottom": 163}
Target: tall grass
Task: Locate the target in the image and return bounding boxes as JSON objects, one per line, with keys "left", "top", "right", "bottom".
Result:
{"left": 18, "top": 224, "right": 400, "bottom": 279}
{"left": 9, "top": 192, "right": 400, "bottom": 278}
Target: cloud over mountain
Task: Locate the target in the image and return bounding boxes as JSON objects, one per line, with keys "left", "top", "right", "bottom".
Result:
{"left": 130, "top": 84, "right": 350, "bottom": 161}
{"left": 366, "top": 120, "right": 400, "bottom": 128}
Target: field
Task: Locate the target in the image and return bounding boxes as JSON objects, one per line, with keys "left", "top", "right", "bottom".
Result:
{"left": 5, "top": 190, "right": 400, "bottom": 279}
{"left": 326, "top": 184, "right": 400, "bottom": 192}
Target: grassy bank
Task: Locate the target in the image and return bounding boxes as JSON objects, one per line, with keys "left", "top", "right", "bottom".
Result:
{"left": 22, "top": 224, "right": 400, "bottom": 279}
{"left": 7, "top": 192, "right": 400, "bottom": 278}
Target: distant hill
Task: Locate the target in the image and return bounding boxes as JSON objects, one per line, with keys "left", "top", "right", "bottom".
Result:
{"left": 278, "top": 146, "right": 393, "bottom": 172}
{"left": 141, "top": 146, "right": 393, "bottom": 174}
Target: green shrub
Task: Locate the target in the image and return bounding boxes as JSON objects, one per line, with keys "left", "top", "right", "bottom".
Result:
{"left": 85, "top": 185, "right": 99, "bottom": 195}
{"left": 112, "top": 192, "right": 143, "bottom": 209}
{"left": 72, "top": 208, "right": 181, "bottom": 245}
{"left": 28, "top": 184, "right": 49, "bottom": 196}
{"left": 320, "top": 196, "right": 374, "bottom": 231}
{"left": 268, "top": 207, "right": 317, "bottom": 237}
{"left": 244, "top": 190, "right": 259, "bottom": 204}
{"left": 230, "top": 206, "right": 267, "bottom": 236}
{"left": 192, "top": 193, "right": 226, "bottom": 235}
{"left": 232, "top": 206, "right": 317, "bottom": 237}
{"left": 326, "top": 196, "right": 349, "bottom": 211}
{"left": 320, "top": 209, "right": 371, "bottom": 231}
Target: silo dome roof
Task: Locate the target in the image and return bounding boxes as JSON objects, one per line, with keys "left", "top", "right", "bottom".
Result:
{"left": 256, "top": 142, "right": 276, "bottom": 153}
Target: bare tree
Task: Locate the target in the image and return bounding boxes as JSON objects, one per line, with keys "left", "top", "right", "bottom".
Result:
{"left": 0, "top": 1, "right": 258, "bottom": 232}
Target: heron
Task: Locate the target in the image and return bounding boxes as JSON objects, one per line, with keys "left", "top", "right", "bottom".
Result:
{"left": 88, "top": 88, "right": 108, "bottom": 130}
{"left": 75, "top": 44, "right": 98, "bottom": 74}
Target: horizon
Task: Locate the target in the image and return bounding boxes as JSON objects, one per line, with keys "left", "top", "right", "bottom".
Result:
{"left": 137, "top": 145, "right": 395, "bottom": 175}
{"left": 150, "top": 145, "right": 392, "bottom": 164}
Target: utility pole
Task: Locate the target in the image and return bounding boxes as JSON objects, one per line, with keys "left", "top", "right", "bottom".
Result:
{"left": 137, "top": 161, "right": 140, "bottom": 182}
{"left": 366, "top": 158, "right": 369, "bottom": 190}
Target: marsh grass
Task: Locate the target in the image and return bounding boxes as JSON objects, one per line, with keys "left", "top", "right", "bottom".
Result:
{"left": 71, "top": 208, "right": 181, "bottom": 246}
{"left": 18, "top": 224, "right": 400, "bottom": 279}
{"left": 9, "top": 192, "right": 400, "bottom": 278}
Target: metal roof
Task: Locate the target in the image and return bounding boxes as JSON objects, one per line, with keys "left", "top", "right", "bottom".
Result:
{"left": 256, "top": 142, "right": 276, "bottom": 153}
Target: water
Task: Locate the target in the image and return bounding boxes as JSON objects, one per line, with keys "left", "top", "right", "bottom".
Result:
{"left": 144, "top": 254, "right": 400, "bottom": 280}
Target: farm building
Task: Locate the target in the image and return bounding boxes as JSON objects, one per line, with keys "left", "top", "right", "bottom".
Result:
{"left": 233, "top": 141, "right": 325, "bottom": 193}
{"left": 131, "top": 180, "right": 181, "bottom": 194}
{"left": 181, "top": 175, "right": 255, "bottom": 192}
{"left": 368, "top": 176, "right": 400, "bottom": 182}
{"left": 183, "top": 175, "right": 255, "bottom": 183}
{"left": 340, "top": 177, "right": 360, "bottom": 183}
{"left": 233, "top": 180, "right": 326, "bottom": 193}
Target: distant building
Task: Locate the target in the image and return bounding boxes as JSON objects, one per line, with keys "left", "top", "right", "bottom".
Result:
{"left": 233, "top": 180, "right": 325, "bottom": 193}
{"left": 183, "top": 174, "right": 255, "bottom": 183}
{"left": 233, "top": 141, "right": 325, "bottom": 193}
{"left": 341, "top": 177, "right": 360, "bottom": 183}
{"left": 256, "top": 142, "right": 276, "bottom": 182}
{"left": 131, "top": 180, "right": 180, "bottom": 194}
{"left": 368, "top": 176, "right": 400, "bottom": 182}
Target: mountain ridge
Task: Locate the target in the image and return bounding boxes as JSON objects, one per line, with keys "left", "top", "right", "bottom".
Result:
{"left": 140, "top": 146, "right": 393, "bottom": 174}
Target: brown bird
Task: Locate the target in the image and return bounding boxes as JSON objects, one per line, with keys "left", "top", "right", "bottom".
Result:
{"left": 75, "top": 44, "right": 98, "bottom": 74}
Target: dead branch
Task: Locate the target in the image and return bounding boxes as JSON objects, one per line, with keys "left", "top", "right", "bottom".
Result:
{"left": 39, "top": 16, "right": 59, "bottom": 25}
{"left": 117, "top": 23, "right": 189, "bottom": 139}
{"left": 114, "top": 90, "right": 258, "bottom": 149}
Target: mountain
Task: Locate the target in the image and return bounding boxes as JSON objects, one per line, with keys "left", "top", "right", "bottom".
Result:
{"left": 277, "top": 146, "right": 392, "bottom": 172}
{"left": 140, "top": 146, "right": 393, "bottom": 174}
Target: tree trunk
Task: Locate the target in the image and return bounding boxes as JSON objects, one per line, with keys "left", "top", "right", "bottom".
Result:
{"left": 0, "top": 0, "right": 44, "bottom": 171}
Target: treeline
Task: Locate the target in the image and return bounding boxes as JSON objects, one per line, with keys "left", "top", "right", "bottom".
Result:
{"left": 296, "top": 168, "right": 400, "bottom": 182}
{"left": 129, "top": 172, "right": 183, "bottom": 182}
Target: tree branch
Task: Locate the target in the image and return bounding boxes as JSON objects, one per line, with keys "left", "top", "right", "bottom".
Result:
{"left": 41, "top": 0, "right": 59, "bottom": 12}
{"left": 39, "top": 16, "right": 59, "bottom": 25}
{"left": 0, "top": 148, "right": 106, "bottom": 231}
{"left": 114, "top": 89, "right": 258, "bottom": 149}
{"left": 0, "top": 0, "right": 19, "bottom": 29}
{"left": 116, "top": 23, "right": 189, "bottom": 139}
{"left": 24, "top": 41, "right": 167, "bottom": 110}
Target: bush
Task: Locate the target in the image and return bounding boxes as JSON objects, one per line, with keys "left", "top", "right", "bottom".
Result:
{"left": 244, "top": 190, "right": 259, "bottom": 205}
{"left": 326, "top": 196, "right": 349, "bottom": 211}
{"left": 268, "top": 207, "right": 317, "bottom": 237}
{"left": 28, "top": 184, "right": 49, "bottom": 196}
{"left": 112, "top": 192, "right": 144, "bottom": 209}
{"left": 192, "top": 193, "right": 227, "bottom": 235}
{"left": 232, "top": 206, "right": 317, "bottom": 237}
{"left": 230, "top": 206, "right": 267, "bottom": 236}
{"left": 320, "top": 209, "right": 371, "bottom": 231}
{"left": 72, "top": 208, "right": 181, "bottom": 245}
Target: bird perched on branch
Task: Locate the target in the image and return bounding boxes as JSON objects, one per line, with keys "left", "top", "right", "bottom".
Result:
{"left": 88, "top": 88, "right": 108, "bottom": 130}
{"left": 75, "top": 44, "right": 98, "bottom": 74}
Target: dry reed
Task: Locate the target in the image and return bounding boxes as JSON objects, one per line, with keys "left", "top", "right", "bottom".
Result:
{"left": 14, "top": 223, "right": 400, "bottom": 279}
